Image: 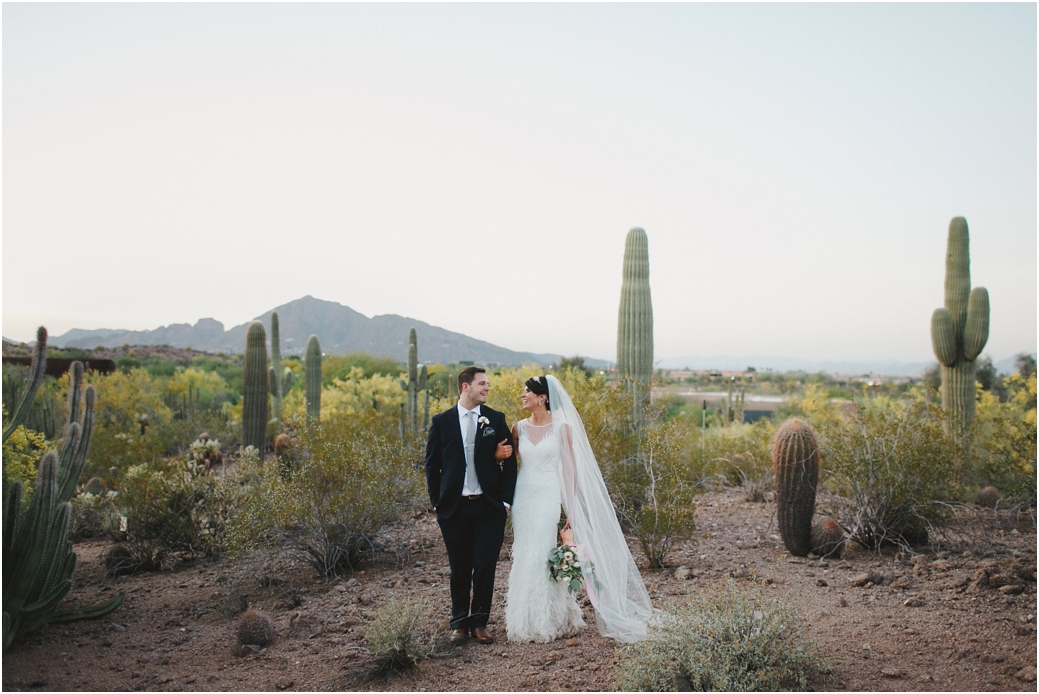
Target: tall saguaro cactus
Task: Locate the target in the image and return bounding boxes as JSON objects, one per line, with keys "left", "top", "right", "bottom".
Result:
{"left": 305, "top": 335, "right": 322, "bottom": 423}
{"left": 242, "top": 321, "right": 269, "bottom": 453}
{"left": 616, "top": 227, "right": 654, "bottom": 427}
{"left": 269, "top": 312, "right": 283, "bottom": 420}
{"left": 399, "top": 328, "right": 428, "bottom": 437}
{"left": 930, "top": 217, "right": 990, "bottom": 435}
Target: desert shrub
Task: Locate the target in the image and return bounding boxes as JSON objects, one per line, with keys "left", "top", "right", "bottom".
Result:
{"left": 614, "top": 581, "right": 826, "bottom": 692}
{"left": 229, "top": 410, "right": 422, "bottom": 576}
{"left": 116, "top": 454, "right": 242, "bottom": 570}
{"left": 972, "top": 372, "right": 1037, "bottom": 507}
{"left": 68, "top": 489, "right": 120, "bottom": 541}
{"left": 699, "top": 421, "right": 775, "bottom": 500}
{"left": 2, "top": 417, "right": 47, "bottom": 496}
{"left": 362, "top": 596, "right": 438, "bottom": 677}
{"left": 814, "top": 397, "right": 962, "bottom": 550}
{"left": 619, "top": 419, "right": 700, "bottom": 569}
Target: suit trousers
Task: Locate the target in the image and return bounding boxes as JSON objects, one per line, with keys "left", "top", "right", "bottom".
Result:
{"left": 437, "top": 497, "right": 506, "bottom": 631}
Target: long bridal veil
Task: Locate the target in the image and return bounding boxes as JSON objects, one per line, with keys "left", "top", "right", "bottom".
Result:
{"left": 546, "top": 375, "right": 653, "bottom": 642}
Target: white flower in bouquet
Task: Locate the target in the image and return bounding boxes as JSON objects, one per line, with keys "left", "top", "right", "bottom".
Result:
{"left": 563, "top": 551, "right": 574, "bottom": 562}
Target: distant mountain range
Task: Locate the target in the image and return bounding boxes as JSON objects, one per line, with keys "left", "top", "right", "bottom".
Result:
{"left": 656, "top": 354, "right": 1034, "bottom": 377}
{"left": 31, "top": 296, "right": 602, "bottom": 367}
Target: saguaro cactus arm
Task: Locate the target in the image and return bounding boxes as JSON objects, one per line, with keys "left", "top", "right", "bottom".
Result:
{"left": 963, "top": 287, "right": 990, "bottom": 362}
{"left": 930, "top": 308, "right": 957, "bottom": 367}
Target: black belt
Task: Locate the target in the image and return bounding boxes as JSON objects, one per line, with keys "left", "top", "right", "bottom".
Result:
{"left": 463, "top": 494, "right": 483, "bottom": 500}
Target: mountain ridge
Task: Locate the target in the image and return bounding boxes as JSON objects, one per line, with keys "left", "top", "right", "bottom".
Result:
{"left": 45, "top": 296, "right": 596, "bottom": 367}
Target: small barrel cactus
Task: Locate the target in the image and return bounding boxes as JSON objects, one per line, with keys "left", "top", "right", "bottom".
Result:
{"left": 236, "top": 608, "right": 276, "bottom": 647}
{"left": 772, "top": 418, "right": 821, "bottom": 557}
{"left": 84, "top": 477, "right": 106, "bottom": 495}
{"left": 809, "top": 517, "right": 846, "bottom": 558}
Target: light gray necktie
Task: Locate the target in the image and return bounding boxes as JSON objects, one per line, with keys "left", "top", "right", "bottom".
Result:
{"left": 464, "top": 411, "right": 479, "bottom": 492}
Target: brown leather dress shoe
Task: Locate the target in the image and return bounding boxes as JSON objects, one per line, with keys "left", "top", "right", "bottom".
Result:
{"left": 449, "top": 628, "right": 470, "bottom": 642}
{"left": 471, "top": 627, "right": 494, "bottom": 644}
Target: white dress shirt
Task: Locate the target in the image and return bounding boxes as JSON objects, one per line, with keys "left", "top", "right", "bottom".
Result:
{"left": 457, "top": 402, "right": 483, "bottom": 496}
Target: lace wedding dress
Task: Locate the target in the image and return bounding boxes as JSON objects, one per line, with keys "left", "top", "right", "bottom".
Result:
{"left": 506, "top": 376, "right": 654, "bottom": 643}
{"left": 504, "top": 418, "right": 585, "bottom": 643}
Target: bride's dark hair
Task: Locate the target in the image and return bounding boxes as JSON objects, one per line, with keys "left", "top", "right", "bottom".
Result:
{"left": 525, "top": 376, "right": 550, "bottom": 411}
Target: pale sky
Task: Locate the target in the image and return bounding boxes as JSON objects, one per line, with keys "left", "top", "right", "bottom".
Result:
{"left": 3, "top": 3, "right": 1036, "bottom": 363}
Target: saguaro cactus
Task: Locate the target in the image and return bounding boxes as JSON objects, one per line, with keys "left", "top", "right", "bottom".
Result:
{"left": 399, "top": 328, "right": 428, "bottom": 437}
{"left": 616, "top": 227, "right": 654, "bottom": 427}
{"left": 242, "top": 321, "right": 269, "bottom": 453}
{"left": 305, "top": 335, "right": 322, "bottom": 423}
{"left": 772, "top": 418, "right": 820, "bottom": 557}
{"left": 930, "top": 217, "right": 990, "bottom": 436}
{"left": 3, "top": 352, "right": 124, "bottom": 652}
{"left": 269, "top": 312, "right": 283, "bottom": 419}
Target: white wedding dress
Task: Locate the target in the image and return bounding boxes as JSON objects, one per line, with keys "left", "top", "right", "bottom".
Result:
{"left": 504, "top": 418, "right": 585, "bottom": 643}
{"left": 505, "top": 376, "right": 654, "bottom": 644}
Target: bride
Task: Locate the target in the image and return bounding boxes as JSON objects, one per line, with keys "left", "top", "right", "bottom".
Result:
{"left": 504, "top": 374, "right": 653, "bottom": 643}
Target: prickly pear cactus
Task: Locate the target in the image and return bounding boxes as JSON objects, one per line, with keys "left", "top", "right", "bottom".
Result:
{"left": 242, "top": 321, "right": 269, "bottom": 453}
{"left": 616, "top": 227, "right": 653, "bottom": 428}
{"left": 930, "top": 217, "right": 990, "bottom": 436}
{"left": 772, "top": 418, "right": 820, "bottom": 557}
{"left": 305, "top": 335, "right": 321, "bottom": 423}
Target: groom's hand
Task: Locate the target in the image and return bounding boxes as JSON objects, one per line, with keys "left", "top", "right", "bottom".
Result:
{"left": 495, "top": 440, "right": 513, "bottom": 461}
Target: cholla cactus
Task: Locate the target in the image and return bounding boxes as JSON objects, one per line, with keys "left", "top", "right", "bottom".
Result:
{"left": 189, "top": 437, "right": 222, "bottom": 466}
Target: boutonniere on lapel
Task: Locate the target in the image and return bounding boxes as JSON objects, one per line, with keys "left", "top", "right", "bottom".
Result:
{"left": 478, "top": 416, "right": 494, "bottom": 437}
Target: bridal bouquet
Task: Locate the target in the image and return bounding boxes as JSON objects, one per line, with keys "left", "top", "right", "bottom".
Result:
{"left": 548, "top": 543, "right": 588, "bottom": 595}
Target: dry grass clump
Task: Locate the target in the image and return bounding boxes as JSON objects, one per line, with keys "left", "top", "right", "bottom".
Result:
{"left": 362, "top": 597, "right": 438, "bottom": 679}
{"left": 614, "top": 580, "right": 827, "bottom": 692}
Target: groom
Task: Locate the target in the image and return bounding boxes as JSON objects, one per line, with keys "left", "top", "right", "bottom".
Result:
{"left": 426, "top": 366, "right": 517, "bottom": 645}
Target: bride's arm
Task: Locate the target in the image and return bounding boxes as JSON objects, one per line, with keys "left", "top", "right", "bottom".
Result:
{"left": 559, "top": 423, "right": 577, "bottom": 523}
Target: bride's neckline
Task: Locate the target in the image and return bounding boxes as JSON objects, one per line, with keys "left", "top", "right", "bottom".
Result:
{"left": 525, "top": 418, "right": 552, "bottom": 427}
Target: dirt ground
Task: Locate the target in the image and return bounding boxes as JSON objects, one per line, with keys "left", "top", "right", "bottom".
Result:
{"left": 3, "top": 489, "right": 1036, "bottom": 692}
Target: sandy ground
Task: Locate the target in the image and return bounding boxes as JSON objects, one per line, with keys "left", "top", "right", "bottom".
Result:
{"left": 3, "top": 489, "right": 1036, "bottom": 692}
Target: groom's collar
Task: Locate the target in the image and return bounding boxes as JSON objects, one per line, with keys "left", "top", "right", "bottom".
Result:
{"left": 457, "top": 402, "right": 481, "bottom": 417}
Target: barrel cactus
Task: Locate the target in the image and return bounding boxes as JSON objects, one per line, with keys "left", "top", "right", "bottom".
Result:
{"left": 305, "top": 335, "right": 322, "bottom": 423}
{"left": 930, "top": 217, "right": 990, "bottom": 436}
{"left": 3, "top": 347, "right": 124, "bottom": 652}
{"left": 242, "top": 321, "right": 269, "bottom": 453}
{"left": 772, "top": 418, "right": 820, "bottom": 557}
{"left": 616, "top": 227, "right": 653, "bottom": 428}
